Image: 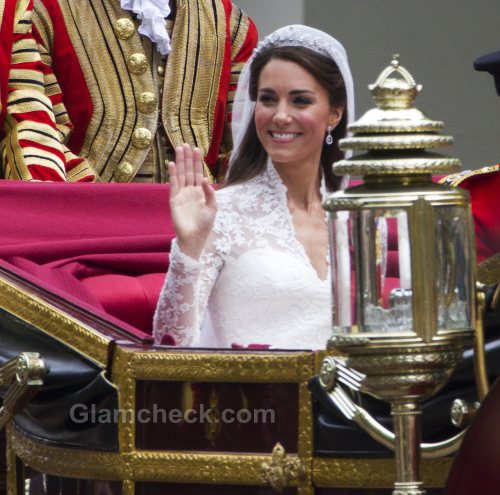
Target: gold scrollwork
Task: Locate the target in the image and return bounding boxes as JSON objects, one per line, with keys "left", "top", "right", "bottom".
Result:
{"left": 333, "top": 158, "right": 461, "bottom": 176}
{"left": 260, "top": 443, "right": 306, "bottom": 491}
{"left": 0, "top": 277, "right": 110, "bottom": 366}
{"left": 204, "top": 386, "right": 221, "bottom": 447}
{"left": 322, "top": 197, "right": 362, "bottom": 211}
{"left": 112, "top": 347, "right": 312, "bottom": 382}
{"left": 312, "top": 456, "right": 452, "bottom": 489}
{"left": 340, "top": 134, "right": 453, "bottom": 151}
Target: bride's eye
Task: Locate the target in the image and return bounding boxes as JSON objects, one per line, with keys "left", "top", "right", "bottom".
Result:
{"left": 258, "top": 94, "right": 277, "bottom": 105}
{"left": 293, "top": 96, "right": 312, "bottom": 106}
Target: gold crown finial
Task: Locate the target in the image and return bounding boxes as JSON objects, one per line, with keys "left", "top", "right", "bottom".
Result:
{"left": 333, "top": 55, "right": 461, "bottom": 178}
{"left": 391, "top": 54, "right": 400, "bottom": 68}
{"left": 368, "top": 55, "right": 421, "bottom": 110}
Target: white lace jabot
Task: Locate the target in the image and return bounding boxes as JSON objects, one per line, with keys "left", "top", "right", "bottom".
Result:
{"left": 121, "top": 0, "right": 171, "bottom": 55}
{"left": 153, "top": 161, "right": 333, "bottom": 350}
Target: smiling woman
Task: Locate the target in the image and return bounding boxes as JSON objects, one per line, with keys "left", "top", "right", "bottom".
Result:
{"left": 153, "top": 25, "right": 355, "bottom": 350}
{"left": 254, "top": 59, "right": 342, "bottom": 177}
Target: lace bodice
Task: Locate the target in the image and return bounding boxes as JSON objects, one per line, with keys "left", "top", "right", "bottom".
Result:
{"left": 153, "top": 163, "right": 333, "bottom": 349}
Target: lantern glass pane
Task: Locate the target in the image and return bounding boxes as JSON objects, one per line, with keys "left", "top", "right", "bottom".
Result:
{"left": 329, "top": 207, "right": 415, "bottom": 335}
{"left": 435, "top": 206, "right": 474, "bottom": 330}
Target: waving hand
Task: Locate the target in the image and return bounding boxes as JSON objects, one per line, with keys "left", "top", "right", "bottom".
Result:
{"left": 168, "top": 144, "right": 217, "bottom": 259}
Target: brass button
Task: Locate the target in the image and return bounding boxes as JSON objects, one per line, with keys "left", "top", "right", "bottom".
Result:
{"left": 137, "top": 92, "right": 157, "bottom": 114}
{"left": 157, "top": 65, "right": 165, "bottom": 77}
{"left": 115, "top": 161, "right": 134, "bottom": 182}
{"left": 114, "top": 18, "right": 135, "bottom": 40}
{"left": 131, "top": 128, "right": 153, "bottom": 149}
{"left": 128, "top": 53, "right": 148, "bottom": 75}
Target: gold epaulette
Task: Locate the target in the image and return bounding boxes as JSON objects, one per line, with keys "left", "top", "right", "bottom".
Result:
{"left": 439, "top": 164, "right": 499, "bottom": 187}
{"left": 478, "top": 253, "right": 500, "bottom": 286}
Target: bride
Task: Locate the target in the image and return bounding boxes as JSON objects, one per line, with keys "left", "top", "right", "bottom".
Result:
{"left": 153, "top": 24, "right": 355, "bottom": 349}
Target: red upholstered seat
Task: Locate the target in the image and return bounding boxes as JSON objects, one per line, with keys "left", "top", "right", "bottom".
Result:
{"left": 80, "top": 272, "right": 166, "bottom": 334}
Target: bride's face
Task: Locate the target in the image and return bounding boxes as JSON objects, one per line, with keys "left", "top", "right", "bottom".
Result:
{"left": 254, "top": 58, "right": 342, "bottom": 170}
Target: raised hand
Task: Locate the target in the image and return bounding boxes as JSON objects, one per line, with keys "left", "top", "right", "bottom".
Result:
{"left": 168, "top": 143, "right": 217, "bottom": 259}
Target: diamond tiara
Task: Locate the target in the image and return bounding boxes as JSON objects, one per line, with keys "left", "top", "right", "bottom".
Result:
{"left": 253, "top": 26, "right": 333, "bottom": 59}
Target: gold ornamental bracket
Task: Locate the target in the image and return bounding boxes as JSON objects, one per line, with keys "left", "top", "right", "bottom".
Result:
{"left": 259, "top": 442, "right": 306, "bottom": 492}
{"left": 0, "top": 352, "right": 46, "bottom": 430}
{"left": 318, "top": 356, "right": 467, "bottom": 460}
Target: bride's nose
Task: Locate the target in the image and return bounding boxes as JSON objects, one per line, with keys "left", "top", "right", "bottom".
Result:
{"left": 273, "top": 102, "right": 292, "bottom": 125}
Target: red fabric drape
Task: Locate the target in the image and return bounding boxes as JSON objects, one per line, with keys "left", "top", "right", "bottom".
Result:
{"left": 0, "top": 175, "right": 495, "bottom": 340}
{"left": 0, "top": 180, "right": 175, "bottom": 337}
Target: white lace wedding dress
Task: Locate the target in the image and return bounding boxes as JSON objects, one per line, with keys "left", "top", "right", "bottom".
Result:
{"left": 153, "top": 162, "right": 333, "bottom": 349}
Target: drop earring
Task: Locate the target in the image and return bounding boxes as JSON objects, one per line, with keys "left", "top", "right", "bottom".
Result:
{"left": 325, "top": 126, "right": 333, "bottom": 146}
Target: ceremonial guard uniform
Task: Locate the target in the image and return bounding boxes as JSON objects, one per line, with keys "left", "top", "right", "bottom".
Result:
{"left": 0, "top": 0, "right": 94, "bottom": 181}
{"left": 31, "top": 0, "right": 257, "bottom": 182}
{"left": 440, "top": 164, "right": 500, "bottom": 284}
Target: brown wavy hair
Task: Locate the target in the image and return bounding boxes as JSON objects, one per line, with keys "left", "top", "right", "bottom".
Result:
{"left": 225, "top": 45, "right": 348, "bottom": 191}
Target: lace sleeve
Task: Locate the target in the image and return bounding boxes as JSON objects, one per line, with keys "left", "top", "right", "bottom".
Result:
{"left": 152, "top": 229, "right": 226, "bottom": 346}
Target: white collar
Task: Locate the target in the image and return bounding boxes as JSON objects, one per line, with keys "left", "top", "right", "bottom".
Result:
{"left": 120, "top": 0, "right": 172, "bottom": 55}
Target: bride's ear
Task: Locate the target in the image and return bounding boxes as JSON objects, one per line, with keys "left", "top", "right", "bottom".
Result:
{"left": 329, "top": 105, "right": 344, "bottom": 128}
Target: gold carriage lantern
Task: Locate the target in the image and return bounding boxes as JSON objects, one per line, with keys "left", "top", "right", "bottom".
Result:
{"left": 321, "top": 56, "right": 476, "bottom": 495}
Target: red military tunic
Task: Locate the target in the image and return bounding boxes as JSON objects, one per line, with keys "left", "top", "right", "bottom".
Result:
{"left": 0, "top": 0, "right": 94, "bottom": 181}
{"left": 31, "top": 0, "right": 258, "bottom": 182}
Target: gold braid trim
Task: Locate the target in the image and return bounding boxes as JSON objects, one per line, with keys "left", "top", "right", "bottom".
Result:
{"left": 32, "top": 0, "right": 73, "bottom": 141}
{"left": 216, "top": 6, "right": 251, "bottom": 177}
{"left": 32, "top": 0, "right": 53, "bottom": 49}
{"left": 438, "top": 164, "right": 499, "bottom": 187}
{"left": 229, "top": 5, "right": 250, "bottom": 59}
{"left": 230, "top": 64, "right": 244, "bottom": 85}
{"left": 477, "top": 252, "right": 500, "bottom": 286}
{"left": 14, "top": 0, "right": 30, "bottom": 30}
{"left": 163, "top": 0, "right": 226, "bottom": 183}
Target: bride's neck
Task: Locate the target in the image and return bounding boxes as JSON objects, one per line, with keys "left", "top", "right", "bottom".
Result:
{"left": 274, "top": 161, "right": 322, "bottom": 212}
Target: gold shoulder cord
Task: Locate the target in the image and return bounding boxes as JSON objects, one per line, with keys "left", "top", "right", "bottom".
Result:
{"left": 439, "top": 164, "right": 499, "bottom": 187}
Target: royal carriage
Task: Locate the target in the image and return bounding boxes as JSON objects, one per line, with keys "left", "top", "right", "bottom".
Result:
{"left": 0, "top": 175, "right": 497, "bottom": 495}
{"left": 1, "top": 57, "right": 499, "bottom": 495}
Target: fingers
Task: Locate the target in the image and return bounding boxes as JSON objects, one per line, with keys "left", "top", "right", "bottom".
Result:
{"left": 168, "top": 161, "right": 178, "bottom": 197}
{"left": 193, "top": 147, "right": 204, "bottom": 186}
{"left": 170, "top": 144, "right": 205, "bottom": 192}
{"left": 201, "top": 178, "right": 217, "bottom": 210}
{"left": 183, "top": 143, "right": 194, "bottom": 186}
{"left": 174, "top": 146, "right": 185, "bottom": 188}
